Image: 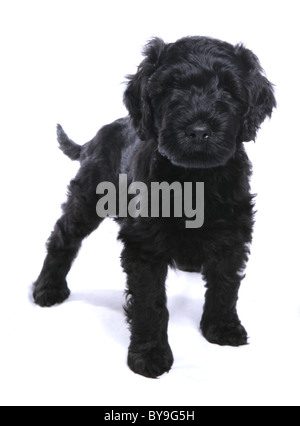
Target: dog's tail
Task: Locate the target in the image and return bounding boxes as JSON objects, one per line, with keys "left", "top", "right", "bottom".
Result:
{"left": 56, "top": 124, "right": 82, "bottom": 161}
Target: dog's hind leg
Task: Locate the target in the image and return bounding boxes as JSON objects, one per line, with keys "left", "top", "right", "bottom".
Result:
{"left": 33, "top": 164, "right": 103, "bottom": 307}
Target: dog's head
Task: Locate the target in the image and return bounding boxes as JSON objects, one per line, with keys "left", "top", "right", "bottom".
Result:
{"left": 124, "top": 36, "right": 276, "bottom": 168}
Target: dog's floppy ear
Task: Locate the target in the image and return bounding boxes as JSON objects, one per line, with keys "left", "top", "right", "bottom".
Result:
{"left": 235, "top": 44, "right": 276, "bottom": 142}
{"left": 124, "top": 38, "right": 166, "bottom": 140}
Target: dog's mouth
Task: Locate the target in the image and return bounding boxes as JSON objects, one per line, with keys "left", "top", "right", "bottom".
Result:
{"left": 158, "top": 132, "right": 236, "bottom": 169}
{"left": 158, "top": 148, "right": 231, "bottom": 169}
{"left": 155, "top": 107, "right": 240, "bottom": 169}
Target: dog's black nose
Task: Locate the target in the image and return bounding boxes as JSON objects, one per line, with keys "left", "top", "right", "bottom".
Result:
{"left": 186, "top": 123, "right": 211, "bottom": 141}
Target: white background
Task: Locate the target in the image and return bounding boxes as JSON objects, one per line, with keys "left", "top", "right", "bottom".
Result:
{"left": 0, "top": 0, "right": 299, "bottom": 406}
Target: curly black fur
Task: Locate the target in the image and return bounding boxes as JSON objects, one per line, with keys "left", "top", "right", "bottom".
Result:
{"left": 33, "top": 36, "right": 276, "bottom": 378}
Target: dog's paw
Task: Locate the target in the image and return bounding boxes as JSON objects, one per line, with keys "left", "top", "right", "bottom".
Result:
{"left": 33, "top": 277, "right": 70, "bottom": 307}
{"left": 127, "top": 343, "right": 174, "bottom": 378}
{"left": 201, "top": 321, "right": 248, "bottom": 347}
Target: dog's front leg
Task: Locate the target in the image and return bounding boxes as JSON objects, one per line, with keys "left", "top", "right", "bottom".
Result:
{"left": 121, "top": 244, "right": 173, "bottom": 378}
{"left": 200, "top": 247, "right": 249, "bottom": 347}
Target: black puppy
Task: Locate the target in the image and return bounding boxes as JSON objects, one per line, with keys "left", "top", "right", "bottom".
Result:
{"left": 33, "top": 36, "right": 276, "bottom": 378}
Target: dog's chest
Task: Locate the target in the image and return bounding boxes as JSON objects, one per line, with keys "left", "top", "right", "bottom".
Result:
{"left": 162, "top": 191, "right": 238, "bottom": 269}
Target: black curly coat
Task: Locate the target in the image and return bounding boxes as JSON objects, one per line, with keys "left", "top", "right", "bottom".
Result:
{"left": 33, "top": 36, "right": 276, "bottom": 378}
